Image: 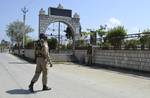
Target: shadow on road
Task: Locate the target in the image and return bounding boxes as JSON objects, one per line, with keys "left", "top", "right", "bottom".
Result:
{"left": 8, "top": 62, "right": 29, "bottom": 64}
{"left": 6, "top": 89, "right": 49, "bottom": 95}
{"left": 6, "top": 89, "right": 33, "bottom": 95}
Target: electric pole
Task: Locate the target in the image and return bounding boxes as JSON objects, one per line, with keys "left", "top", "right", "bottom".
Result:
{"left": 21, "top": 6, "right": 28, "bottom": 49}
{"left": 58, "top": 22, "right": 61, "bottom": 53}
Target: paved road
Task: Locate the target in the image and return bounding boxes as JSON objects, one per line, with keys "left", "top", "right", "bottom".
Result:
{"left": 1, "top": 53, "right": 150, "bottom": 98}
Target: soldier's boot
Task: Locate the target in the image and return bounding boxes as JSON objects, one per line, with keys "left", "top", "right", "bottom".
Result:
{"left": 42, "top": 85, "right": 51, "bottom": 91}
{"left": 29, "top": 82, "right": 34, "bottom": 92}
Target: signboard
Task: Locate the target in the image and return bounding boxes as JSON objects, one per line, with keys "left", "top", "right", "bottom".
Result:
{"left": 49, "top": 7, "right": 72, "bottom": 17}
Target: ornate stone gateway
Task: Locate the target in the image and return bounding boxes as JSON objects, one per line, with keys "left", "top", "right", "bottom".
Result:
{"left": 39, "top": 4, "right": 81, "bottom": 52}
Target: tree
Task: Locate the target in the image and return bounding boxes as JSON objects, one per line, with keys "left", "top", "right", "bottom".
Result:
{"left": 96, "top": 25, "right": 107, "bottom": 43}
{"left": 25, "top": 35, "right": 32, "bottom": 46}
{"left": 79, "top": 31, "right": 92, "bottom": 46}
{"left": 6, "top": 20, "right": 34, "bottom": 48}
{"left": 25, "top": 41, "right": 35, "bottom": 49}
{"left": 24, "top": 35, "right": 33, "bottom": 49}
{"left": 47, "top": 37, "right": 58, "bottom": 50}
{"left": 1, "top": 39, "right": 10, "bottom": 48}
{"left": 106, "top": 26, "right": 127, "bottom": 49}
{"left": 140, "top": 29, "right": 150, "bottom": 49}
{"left": 64, "top": 27, "right": 73, "bottom": 40}
{"left": 80, "top": 32, "right": 90, "bottom": 39}
{"left": 100, "top": 42, "right": 111, "bottom": 50}
{"left": 124, "top": 39, "right": 140, "bottom": 50}
{"left": 67, "top": 42, "right": 72, "bottom": 49}
{"left": 76, "top": 39, "right": 85, "bottom": 47}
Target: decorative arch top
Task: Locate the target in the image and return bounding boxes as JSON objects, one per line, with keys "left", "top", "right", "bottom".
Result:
{"left": 39, "top": 5, "right": 80, "bottom": 34}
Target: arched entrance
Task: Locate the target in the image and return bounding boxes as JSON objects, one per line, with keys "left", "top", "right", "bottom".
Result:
{"left": 39, "top": 4, "right": 81, "bottom": 53}
{"left": 45, "top": 21, "right": 73, "bottom": 53}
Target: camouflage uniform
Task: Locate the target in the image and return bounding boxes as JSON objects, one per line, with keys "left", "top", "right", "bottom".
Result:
{"left": 87, "top": 45, "right": 92, "bottom": 65}
{"left": 31, "top": 41, "right": 50, "bottom": 85}
{"left": 29, "top": 34, "right": 52, "bottom": 92}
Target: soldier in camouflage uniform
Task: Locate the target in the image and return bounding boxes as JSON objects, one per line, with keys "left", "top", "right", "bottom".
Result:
{"left": 29, "top": 33, "right": 52, "bottom": 92}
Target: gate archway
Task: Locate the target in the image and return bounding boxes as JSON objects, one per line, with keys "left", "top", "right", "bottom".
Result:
{"left": 39, "top": 4, "right": 81, "bottom": 52}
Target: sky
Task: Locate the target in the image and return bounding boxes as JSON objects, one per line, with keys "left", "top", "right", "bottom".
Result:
{"left": 1, "top": 0, "right": 150, "bottom": 41}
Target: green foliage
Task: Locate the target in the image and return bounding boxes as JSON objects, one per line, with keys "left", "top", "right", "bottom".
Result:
{"left": 60, "top": 44, "right": 67, "bottom": 50}
{"left": 0, "top": 43, "right": 3, "bottom": 48}
{"left": 80, "top": 32, "right": 91, "bottom": 42}
{"left": 24, "top": 35, "right": 34, "bottom": 49}
{"left": 80, "top": 31, "right": 97, "bottom": 46}
{"left": 80, "top": 32, "right": 88, "bottom": 37}
{"left": 96, "top": 25, "right": 107, "bottom": 37}
{"left": 140, "top": 29, "right": 150, "bottom": 49}
{"left": 81, "top": 32, "right": 92, "bottom": 36}
{"left": 66, "top": 43, "right": 72, "bottom": 49}
{"left": 64, "top": 27, "right": 73, "bottom": 39}
{"left": 25, "top": 41, "right": 35, "bottom": 49}
{"left": 6, "top": 20, "right": 34, "bottom": 44}
{"left": 47, "top": 37, "right": 58, "bottom": 50}
{"left": 59, "top": 44, "right": 72, "bottom": 50}
{"left": 76, "top": 39, "right": 85, "bottom": 47}
{"left": 140, "top": 35, "right": 150, "bottom": 47}
{"left": 100, "top": 42, "right": 111, "bottom": 50}
{"left": 124, "top": 39, "right": 140, "bottom": 50}
{"left": 25, "top": 35, "right": 32, "bottom": 46}
{"left": 106, "top": 26, "right": 127, "bottom": 49}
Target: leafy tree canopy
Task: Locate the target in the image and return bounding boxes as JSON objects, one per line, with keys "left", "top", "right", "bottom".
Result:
{"left": 106, "top": 26, "right": 127, "bottom": 48}
{"left": 64, "top": 27, "right": 73, "bottom": 40}
{"left": 6, "top": 20, "right": 34, "bottom": 43}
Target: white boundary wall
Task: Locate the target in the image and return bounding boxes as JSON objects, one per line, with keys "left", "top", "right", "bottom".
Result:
{"left": 75, "top": 49, "right": 150, "bottom": 72}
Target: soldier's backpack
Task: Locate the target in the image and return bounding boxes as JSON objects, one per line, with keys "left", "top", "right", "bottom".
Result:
{"left": 35, "top": 39, "right": 45, "bottom": 57}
